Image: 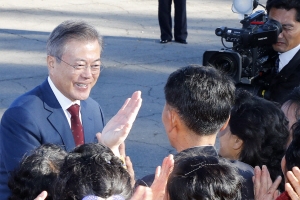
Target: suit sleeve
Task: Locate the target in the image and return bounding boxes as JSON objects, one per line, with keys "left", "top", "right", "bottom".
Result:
{"left": 0, "top": 106, "right": 42, "bottom": 198}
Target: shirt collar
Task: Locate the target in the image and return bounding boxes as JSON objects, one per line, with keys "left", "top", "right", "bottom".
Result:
{"left": 48, "top": 76, "right": 80, "bottom": 111}
{"left": 278, "top": 44, "right": 300, "bottom": 72}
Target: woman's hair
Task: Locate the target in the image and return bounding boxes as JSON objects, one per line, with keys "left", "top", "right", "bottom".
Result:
{"left": 285, "top": 120, "right": 300, "bottom": 171}
{"left": 8, "top": 144, "right": 67, "bottom": 200}
{"left": 229, "top": 89, "right": 289, "bottom": 188}
{"left": 167, "top": 153, "right": 243, "bottom": 200}
{"left": 283, "top": 86, "right": 300, "bottom": 130}
{"left": 54, "top": 143, "right": 132, "bottom": 200}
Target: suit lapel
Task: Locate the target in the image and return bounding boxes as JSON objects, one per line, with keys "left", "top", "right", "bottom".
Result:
{"left": 278, "top": 49, "right": 300, "bottom": 79}
{"left": 81, "top": 100, "right": 96, "bottom": 143}
{"left": 41, "top": 80, "right": 76, "bottom": 151}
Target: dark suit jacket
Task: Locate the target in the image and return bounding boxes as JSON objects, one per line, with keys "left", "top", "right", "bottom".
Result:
{"left": 136, "top": 146, "right": 254, "bottom": 200}
{"left": 0, "top": 79, "right": 105, "bottom": 199}
{"left": 259, "top": 49, "right": 300, "bottom": 104}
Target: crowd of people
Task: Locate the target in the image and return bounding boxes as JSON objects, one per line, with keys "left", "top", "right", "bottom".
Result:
{"left": 1, "top": 0, "right": 300, "bottom": 199}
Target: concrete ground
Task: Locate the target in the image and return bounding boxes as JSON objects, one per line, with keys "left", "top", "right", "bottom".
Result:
{"left": 0, "top": 0, "right": 267, "bottom": 179}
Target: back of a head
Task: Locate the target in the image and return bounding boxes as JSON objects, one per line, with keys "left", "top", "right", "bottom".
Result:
{"left": 285, "top": 120, "right": 300, "bottom": 171}
{"left": 167, "top": 154, "right": 243, "bottom": 200}
{"left": 54, "top": 143, "right": 132, "bottom": 200}
{"left": 283, "top": 86, "right": 300, "bottom": 128}
{"left": 266, "top": 0, "right": 300, "bottom": 22}
{"left": 47, "top": 20, "right": 102, "bottom": 59}
{"left": 8, "top": 144, "right": 67, "bottom": 200}
{"left": 229, "top": 89, "right": 289, "bottom": 185}
{"left": 164, "top": 65, "right": 235, "bottom": 135}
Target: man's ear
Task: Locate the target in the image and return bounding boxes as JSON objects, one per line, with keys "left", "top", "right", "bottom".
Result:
{"left": 169, "top": 107, "right": 178, "bottom": 126}
{"left": 220, "top": 116, "right": 230, "bottom": 132}
{"left": 47, "top": 55, "right": 55, "bottom": 71}
{"left": 232, "top": 135, "right": 243, "bottom": 150}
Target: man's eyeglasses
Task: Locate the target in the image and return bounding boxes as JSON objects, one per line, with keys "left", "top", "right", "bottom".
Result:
{"left": 56, "top": 57, "right": 101, "bottom": 74}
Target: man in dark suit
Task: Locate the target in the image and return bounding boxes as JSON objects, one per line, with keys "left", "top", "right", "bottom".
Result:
{"left": 0, "top": 20, "right": 142, "bottom": 199}
{"left": 256, "top": 0, "right": 300, "bottom": 104}
{"left": 158, "top": 0, "right": 187, "bottom": 44}
{"left": 136, "top": 65, "right": 254, "bottom": 199}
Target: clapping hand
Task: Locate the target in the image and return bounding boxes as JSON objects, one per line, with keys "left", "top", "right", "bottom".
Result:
{"left": 253, "top": 165, "right": 282, "bottom": 200}
{"left": 97, "top": 91, "right": 142, "bottom": 157}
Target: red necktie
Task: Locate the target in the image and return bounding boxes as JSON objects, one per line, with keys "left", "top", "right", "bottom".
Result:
{"left": 67, "top": 104, "right": 84, "bottom": 146}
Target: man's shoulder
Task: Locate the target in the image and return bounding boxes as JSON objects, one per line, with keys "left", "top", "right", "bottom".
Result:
{"left": 284, "top": 48, "right": 300, "bottom": 70}
{"left": 177, "top": 146, "right": 218, "bottom": 157}
{"left": 9, "top": 80, "right": 49, "bottom": 108}
{"left": 80, "top": 97, "right": 102, "bottom": 114}
{"left": 1, "top": 80, "right": 55, "bottom": 123}
{"left": 231, "top": 160, "right": 254, "bottom": 177}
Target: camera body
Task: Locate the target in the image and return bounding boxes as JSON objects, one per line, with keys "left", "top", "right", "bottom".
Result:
{"left": 203, "top": 10, "right": 282, "bottom": 84}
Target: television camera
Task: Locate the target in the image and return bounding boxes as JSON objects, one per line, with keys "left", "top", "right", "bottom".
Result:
{"left": 202, "top": 0, "right": 282, "bottom": 84}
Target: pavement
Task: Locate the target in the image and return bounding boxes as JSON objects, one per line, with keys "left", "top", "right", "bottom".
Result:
{"left": 0, "top": 0, "right": 267, "bottom": 179}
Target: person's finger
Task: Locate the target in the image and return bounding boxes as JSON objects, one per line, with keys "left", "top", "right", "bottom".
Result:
{"left": 120, "top": 91, "right": 141, "bottom": 112}
{"left": 131, "top": 91, "right": 142, "bottom": 100}
{"left": 154, "top": 166, "right": 162, "bottom": 179}
{"left": 119, "top": 142, "right": 126, "bottom": 158}
{"left": 261, "top": 165, "right": 272, "bottom": 192}
{"left": 160, "top": 154, "right": 174, "bottom": 178}
{"left": 151, "top": 155, "right": 174, "bottom": 200}
{"left": 34, "top": 191, "right": 48, "bottom": 200}
{"left": 253, "top": 166, "right": 262, "bottom": 195}
{"left": 286, "top": 183, "right": 300, "bottom": 200}
{"left": 122, "top": 91, "right": 142, "bottom": 117}
{"left": 264, "top": 165, "right": 273, "bottom": 188}
{"left": 96, "top": 132, "right": 102, "bottom": 143}
{"left": 287, "top": 169, "right": 300, "bottom": 196}
{"left": 292, "top": 167, "right": 300, "bottom": 180}
{"left": 267, "top": 176, "right": 282, "bottom": 195}
{"left": 126, "top": 156, "right": 135, "bottom": 187}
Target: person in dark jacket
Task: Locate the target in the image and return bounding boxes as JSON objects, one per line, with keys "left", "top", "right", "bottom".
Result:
{"left": 136, "top": 65, "right": 255, "bottom": 199}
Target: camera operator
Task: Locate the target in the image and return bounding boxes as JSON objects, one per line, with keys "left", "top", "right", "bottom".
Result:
{"left": 256, "top": 0, "right": 300, "bottom": 104}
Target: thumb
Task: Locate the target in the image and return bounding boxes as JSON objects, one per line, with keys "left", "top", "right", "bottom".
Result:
{"left": 96, "top": 132, "right": 102, "bottom": 143}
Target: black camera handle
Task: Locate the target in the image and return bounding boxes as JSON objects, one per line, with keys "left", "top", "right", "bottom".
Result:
{"left": 241, "top": 10, "right": 266, "bottom": 28}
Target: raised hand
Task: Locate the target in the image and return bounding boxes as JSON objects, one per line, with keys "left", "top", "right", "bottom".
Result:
{"left": 151, "top": 154, "right": 174, "bottom": 200}
{"left": 253, "top": 165, "right": 282, "bottom": 200}
{"left": 97, "top": 91, "right": 142, "bottom": 157}
{"left": 286, "top": 167, "right": 300, "bottom": 200}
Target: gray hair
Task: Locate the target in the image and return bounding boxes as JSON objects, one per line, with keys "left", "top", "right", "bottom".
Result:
{"left": 46, "top": 20, "right": 103, "bottom": 59}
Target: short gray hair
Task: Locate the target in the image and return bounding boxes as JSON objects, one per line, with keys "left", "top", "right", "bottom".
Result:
{"left": 46, "top": 20, "right": 102, "bottom": 59}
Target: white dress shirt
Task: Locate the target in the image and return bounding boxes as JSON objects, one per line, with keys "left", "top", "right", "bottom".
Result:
{"left": 48, "top": 77, "right": 81, "bottom": 127}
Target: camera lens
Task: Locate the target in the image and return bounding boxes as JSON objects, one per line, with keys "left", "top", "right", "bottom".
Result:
{"left": 209, "top": 53, "right": 238, "bottom": 77}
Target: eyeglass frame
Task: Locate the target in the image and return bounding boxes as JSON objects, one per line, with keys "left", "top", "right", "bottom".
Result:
{"left": 55, "top": 56, "right": 101, "bottom": 74}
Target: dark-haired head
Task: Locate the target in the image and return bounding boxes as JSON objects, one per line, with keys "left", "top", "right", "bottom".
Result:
{"left": 164, "top": 64, "right": 235, "bottom": 136}
{"left": 219, "top": 89, "right": 289, "bottom": 190}
{"left": 266, "top": 0, "right": 300, "bottom": 22}
{"left": 8, "top": 144, "right": 67, "bottom": 200}
{"left": 167, "top": 153, "right": 243, "bottom": 200}
{"left": 54, "top": 143, "right": 132, "bottom": 200}
{"left": 281, "top": 86, "right": 300, "bottom": 145}
{"left": 285, "top": 120, "right": 300, "bottom": 173}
